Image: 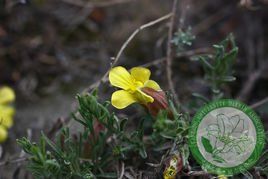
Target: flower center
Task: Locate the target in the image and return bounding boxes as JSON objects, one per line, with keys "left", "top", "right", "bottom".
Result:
{"left": 134, "top": 81, "right": 143, "bottom": 88}
{"left": 127, "top": 80, "right": 144, "bottom": 92}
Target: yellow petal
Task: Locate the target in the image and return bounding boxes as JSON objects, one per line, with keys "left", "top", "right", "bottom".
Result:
{"left": 130, "top": 67, "right": 151, "bottom": 83}
{"left": 0, "top": 125, "right": 8, "bottom": 143}
{"left": 0, "top": 86, "right": 15, "bottom": 104}
{"left": 0, "top": 105, "right": 15, "bottom": 116}
{"left": 0, "top": 105, "right": 14, "bottom": 128}
{"left": 0, "top": 115, "right": 13, "bottom": 128}
{"left": 135, "top": 89, "right": 154, "bottom": 104}
{"left": 111, "top": 90, "right": 137, "bottom": 109}
{"left": 109, "top": 66, "right": 135, "bottom": 90}
{"left": 144, "top": 80, "right": 161, "bottom": 90}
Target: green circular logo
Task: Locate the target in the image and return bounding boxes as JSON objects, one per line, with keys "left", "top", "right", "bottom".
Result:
{"left": 189, "top": 99, "right": 265, "bottom": 175}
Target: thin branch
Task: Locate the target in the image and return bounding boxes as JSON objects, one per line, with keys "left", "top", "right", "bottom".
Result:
{"left": 119, "top": 162, "right": 125, "bottom": 179}
{"left": 184, "top": 170, "right": 210, "bottom": 177}
{"left": 142, "top": 47, "right": 213, "bottom": 67}
{"left": 83, "top": 13, "right": 172, "bottom": 93}
{"left": 192, "top": 5, "right": 232, "bottom": 35}
{"left": 237, "top": 15, "right": 266, "bottom": 102}
{"left": 250, "top": 97, "right": 268, "bottom": 109}
{"left": 82, "top": 47, "right": 212, "bottom": 92}
{"left": 114, "top": 13, "right": 172, "bottom": 67}
{"left": 142, "top": 57, "right": 166, "bottom": 68}
{"left": 236, "top": 69, "right": 263, "bottom": 101}
{"left": 166, "top": 0, "right": 179, "bottom": 106}
{"left": 236, "top": 60, "right": 268, "bottom": 102}
{"left": 0, "top": 157, "right": 27, "bottom": 167}
{"left": 47, "top": 117, "right": 69, "bottom": 139}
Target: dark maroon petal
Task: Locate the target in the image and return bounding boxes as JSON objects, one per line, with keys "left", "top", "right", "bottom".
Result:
{"left": 141, "top": 87, "right": 171, "bottom": 117}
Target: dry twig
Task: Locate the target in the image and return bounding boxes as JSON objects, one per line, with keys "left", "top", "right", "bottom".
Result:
{"left": 236, "top": 67, "right": 266, "bottom": 102}
{"left": 0, "top": 157, "right": 27, "bottom": 167}
{"left": 250, "top": 97, "right": 268, "bottom": 109}
{"left": 47, "top": 117, "right": 69, "bottom": 139}
{"left": 83, "top": 13, "right": 172, "bottom": 93}
{"left": 185, "top": 170, "right": 210, "bottom": 177}
{"left": 142, "top": 47, "right": 213, "bottom": 67}
{"left": 236, "top": 14, "right": 266, "bottom": 102}
{"left": 166, "top": 0, "right": 179, "bottom": 106}
{"left": 192, "top": 5, "right": 232, "bottom": 35}
{"left": 118, "top": 162, "right": 125, "bottom": 179}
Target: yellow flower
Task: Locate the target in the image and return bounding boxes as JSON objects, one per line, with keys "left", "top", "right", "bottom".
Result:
{"left": 109, "top": 66, "right": 161, "bottom": 109}
{"left": 0, "top": 86, "right": 15, "bottom": 104}
{"left": 0, "top": 105, "right": 15, "bottom": 128}
{"left": 0, "top": 86, "right": 15, "bottom": 142}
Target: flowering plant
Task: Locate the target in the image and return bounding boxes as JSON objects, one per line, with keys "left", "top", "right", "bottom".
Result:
{"left": 17, "top": 33, "right": 265, "bottom": 179}
{"left": 109, "top": 66, "right": 169, "bottom": 116}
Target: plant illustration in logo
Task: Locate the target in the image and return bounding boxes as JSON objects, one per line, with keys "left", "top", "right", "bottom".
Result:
{"left": 201, "top": 114, "right": 254, "bottom": 164}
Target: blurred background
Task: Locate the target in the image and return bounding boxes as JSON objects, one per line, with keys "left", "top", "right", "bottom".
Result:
{"left": 0, "top": 0, "right": 268, "bottom": 178}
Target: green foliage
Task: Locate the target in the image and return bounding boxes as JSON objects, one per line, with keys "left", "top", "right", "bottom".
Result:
{"left": 17, "top": 137, "right": 62, "bottom": 178}
{"left": 17, "top": 90, "right": 191, "bottom": 178}
{"left": 197, "top": 34, "right": 238, "bottom": 100}
{"left": 150, "top": 99, "right": 190, "bottom": 167}
{"left": 152, "top": 111, "right": 188, "bottom": 142}
{"left": 17, "top": 128, "right": 102, "bottom": 178}
{"left": 172, "top": 27, "right": 195, "bottom": 52}
{"left": 18, "top": 93, "right": 182, "bottom": 178}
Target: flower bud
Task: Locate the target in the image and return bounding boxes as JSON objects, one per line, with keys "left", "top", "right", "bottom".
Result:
{"left": 141, "top": 87, "right": 170, "bottom": 117}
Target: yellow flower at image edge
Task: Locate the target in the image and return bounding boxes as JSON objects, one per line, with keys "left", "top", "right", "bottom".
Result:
{"left": 0, "top": 86, "right": 15, "bottom": 142}
{"left": 0, "top": 86, "right": 15, "bottom": 104}
{"left": 109, "top": 66, "right": 161, "bottom": 109}
{"left": 0, "top": 126, "right": 8, "bottom": 142}
{"left": 218, "top": 175, "right": 228, "bottom": 179}
{"left": 0, "top": 105, "right": 15, "bottom": 128}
